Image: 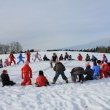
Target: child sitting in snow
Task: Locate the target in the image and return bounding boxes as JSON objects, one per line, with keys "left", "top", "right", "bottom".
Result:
{"left": 84, "top": 64, "right": 94, "bottom": 81}
{"left": 1, "top": 70, "right": 16, "bottom": 87}
{"left": 35, "top": 70, "right": 49, "bottom": 87}
{"left": 4, "top": 58, "right": 10, "bottom": 67}
{"left": 92, "top": 62, "right": 101, "bottom": 79}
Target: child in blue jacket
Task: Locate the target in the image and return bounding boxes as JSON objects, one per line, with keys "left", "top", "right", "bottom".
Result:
{"left": 92, "top": 62, "right": 100, "bottom": 79}
{"left": 17, "top": 53, "right": 25, "bottom": 64}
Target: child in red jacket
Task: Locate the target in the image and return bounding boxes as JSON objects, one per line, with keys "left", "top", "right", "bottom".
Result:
{"left": 21, "top": 61, "right": 32, "bottom": 86}
{"left": 9, "top": 52, "right": 16, "bottom": 65}
{"left": 77, "top": 54, "right": 83, "bottom": 61}
{"left": 101, "top": 62, "right": 109, "bottom": 78}
{"left": 26, "top": 50, "right": 31, "bottom": 63}
{"left": 35, "top": 70, "right": 49, "bottom": 87}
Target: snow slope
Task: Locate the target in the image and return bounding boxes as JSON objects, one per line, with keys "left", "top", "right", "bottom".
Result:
{"left": 0, "top": 51, "right": 110, "bottom": 110}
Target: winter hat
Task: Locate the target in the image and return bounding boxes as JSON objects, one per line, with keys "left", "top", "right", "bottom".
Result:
{"left": 39, "top": 70, "right": 44, "bottom": 76}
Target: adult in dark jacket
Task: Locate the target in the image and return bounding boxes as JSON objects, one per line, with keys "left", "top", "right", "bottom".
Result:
{"left": 1, "top": 70, "right": 16, "bottom": 87}
{"left": 26, "top": 50, "right": 31, "bottom": 63}
{"left": 70, "top": 67, "right": 84, "bottom": 83}
{"left": 84, "top": 65, "right": 94, "bottom": 81}
{"left": 52, "top": 62, "right": 68, "bottom": 84}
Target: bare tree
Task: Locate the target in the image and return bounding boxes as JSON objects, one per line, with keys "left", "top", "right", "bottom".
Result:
{"left": 9, "top": 41, "right": 22, "bottom": 53}
{"left": 2, "top": 45, "right": 10, "bottom": 54}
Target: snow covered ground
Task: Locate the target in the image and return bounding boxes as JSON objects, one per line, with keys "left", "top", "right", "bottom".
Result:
{"left": 0, "top": 51, "right": 110, "bottom": 110}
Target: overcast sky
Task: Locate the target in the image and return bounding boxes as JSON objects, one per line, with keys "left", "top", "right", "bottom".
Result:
{"left": 0, "top": 0, "right": 110, "bottom": 50}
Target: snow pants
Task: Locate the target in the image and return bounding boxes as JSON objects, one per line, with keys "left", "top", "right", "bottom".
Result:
{"left": 53, "top": 72, "right": 68, "bottom": 83}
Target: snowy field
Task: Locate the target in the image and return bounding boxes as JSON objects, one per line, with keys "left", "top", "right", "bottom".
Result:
{"left": 0, "top": 51, "right": 110, "bottom": 110}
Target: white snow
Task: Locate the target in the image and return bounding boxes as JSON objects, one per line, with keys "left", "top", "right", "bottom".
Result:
{"left": 0, "top": 51, "right": 110, "bottom": 110}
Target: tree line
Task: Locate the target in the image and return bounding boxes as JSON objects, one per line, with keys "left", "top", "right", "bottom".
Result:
{"left": 77, "top": 46, "right": 110, "bottom": 53}
{"left": 47, "top": 46, "right": 110, "bottom": 53}
{"left": 0, "top": 41, "right": 22, "bottom": 54}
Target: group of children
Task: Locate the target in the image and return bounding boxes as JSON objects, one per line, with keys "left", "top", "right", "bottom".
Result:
{"left": 0, "top": 50, "right": 41, "bottom": 68}
{"left": 0, "top": 51, "right": 110, "bottom": 87}
{"left": 1, "top": 61, "right": 49, "bottom": 87}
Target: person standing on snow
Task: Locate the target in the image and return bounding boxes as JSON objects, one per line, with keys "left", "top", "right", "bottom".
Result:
{"left": 26, "top": 50, "right": 31, "bottom": 63}
{"left": 17, "top": 52, "right": 25, "bottom": 64}
{"left": 52, "top": 62, "right": 68, "bottom": 84}
{"left": 21, "top": 61, "right": 32, "bottom": 86}
{"left": 9, "top": 52, "right": 16, "bottom": 65}
{"left": 33, "top": 51, "right": 42, "bottom": 62}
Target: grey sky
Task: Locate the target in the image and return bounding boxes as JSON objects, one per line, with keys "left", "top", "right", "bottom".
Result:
{"left": 0, "top": 0, "right": 110, "bottom": 50}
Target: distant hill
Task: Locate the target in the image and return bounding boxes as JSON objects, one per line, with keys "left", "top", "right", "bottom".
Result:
{"left": 66, "top": 37, "right": 110, "bottom": 50}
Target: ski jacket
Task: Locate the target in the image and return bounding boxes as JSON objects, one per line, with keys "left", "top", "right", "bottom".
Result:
{"left": 77, "top": 55, "right": 83, "bottom": 61}
{"left": 26, "top": 52, "right": 30, "bottom": 62}
{"left": 53, "top": 62, "right": 65, "bottom": 72}
{"left": 102, "top": 63, "right": 108, "bottom": 73}
{"left": 92, "top": 65, "right": 100, "bottom": 74}
{"left": 21, "top": 64, "right": 32, "bottom": 79}
{"left": 70, "top": 67, "right": 84, "bottom": 75}
{"left": 18, "top": 53, "right": 24, "bottom": 59}
{"left": 84, "top": 68, "right": 94, "bottom": 77}
{"left": 36, "top": 75, "right": 49, "bottom": 87}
